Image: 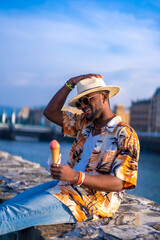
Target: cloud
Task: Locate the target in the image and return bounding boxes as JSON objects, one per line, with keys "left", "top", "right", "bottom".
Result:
{"left": 0, "top": 3, "right": 160, "bottom": 107}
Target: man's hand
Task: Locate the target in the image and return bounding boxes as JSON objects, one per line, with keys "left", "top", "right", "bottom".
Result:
{"left": 50, "top": 164, "right": 79, "bottom": 184}
{"left": 43, "top": 73, "right": 103, "bottom": 126}
{"left": 50, "top": 164, "right": 124, "bottom": 191}
{"left": 69, "top": 73, "right": 103, "bottom": 86}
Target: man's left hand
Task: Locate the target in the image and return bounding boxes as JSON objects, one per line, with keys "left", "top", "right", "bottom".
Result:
{"left": 50, "top": 164, "right": 79, "bottom": 184}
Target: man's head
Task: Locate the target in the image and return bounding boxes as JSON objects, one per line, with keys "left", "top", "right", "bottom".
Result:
{"left": 68, "top": 76, "right": 120, "bottom": 108}
{"left": 76, "top": 91, "right": 110, "bottom": 121}
{"left": 75, "top": 91, "right": 109, "bottom": 109}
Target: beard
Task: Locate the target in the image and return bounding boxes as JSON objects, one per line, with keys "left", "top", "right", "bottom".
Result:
{"left": 85, "top": 108, "right": 99, "bottom": 122}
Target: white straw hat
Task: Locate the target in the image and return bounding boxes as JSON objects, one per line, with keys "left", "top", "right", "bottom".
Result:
{"left": 68, "top": 76, "right": 120, "bottom": 107}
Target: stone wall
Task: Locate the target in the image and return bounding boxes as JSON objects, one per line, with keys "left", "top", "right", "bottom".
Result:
{"left": 0, "top": 150, "right": 160, "bottom": 240}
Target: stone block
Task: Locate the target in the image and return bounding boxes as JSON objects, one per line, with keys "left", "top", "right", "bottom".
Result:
{"left": 0, "top": 150, "right": 160, "bottom": 240}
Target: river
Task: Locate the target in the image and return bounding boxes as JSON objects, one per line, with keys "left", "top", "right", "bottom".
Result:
{"left": 0, "top": 138, "right": 160, "bottom": 205}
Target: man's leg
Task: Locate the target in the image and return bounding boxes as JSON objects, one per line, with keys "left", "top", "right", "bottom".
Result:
{"left": 2, "top": 180, "right": 59, "bottom": 205}
{"left": 0, "top": 190, "right": 76, "bottom": 236}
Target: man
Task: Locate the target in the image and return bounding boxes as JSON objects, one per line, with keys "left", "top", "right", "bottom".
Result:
{"left": 0, "top": 74, "right": 139, "bottom": 235}
{"left": 43, "top": 73, "right": 140, "bottom": 221}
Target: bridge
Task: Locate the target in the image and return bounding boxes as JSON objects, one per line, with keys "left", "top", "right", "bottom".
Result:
{"left": 0, "top": 124, "right": 160, "bottom": 152}
{"left": 137, "top": 131, "right": 160, "bottom": 153}
{"left": 0, "top": 123, "right": 62, "bottom": 141}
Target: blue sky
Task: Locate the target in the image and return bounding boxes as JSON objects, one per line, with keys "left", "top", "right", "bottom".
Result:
{"left": 0, "top": 0, "right": 160, "bottom": 109}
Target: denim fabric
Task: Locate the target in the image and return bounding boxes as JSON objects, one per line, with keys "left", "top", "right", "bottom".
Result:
{"left": 0, "top": 180, "right": 76, "bottom": 235}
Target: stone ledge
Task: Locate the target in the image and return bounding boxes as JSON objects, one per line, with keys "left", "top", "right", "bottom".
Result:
{"left": 0, "top": 150, "right": 160, "bottom": 240}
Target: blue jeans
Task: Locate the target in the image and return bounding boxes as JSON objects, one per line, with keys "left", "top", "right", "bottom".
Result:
{"left": 0, "top": 180, "right": 76, "bottom": 235}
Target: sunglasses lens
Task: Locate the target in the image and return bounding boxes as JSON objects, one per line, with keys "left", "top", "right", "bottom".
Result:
{"left": 75, "top": 97, "right": 90, "bottom": 109}
{"left": 82, "top": 97, "right": 89, "bottom": 105}
{"left": 75, "top": 101, "right": 82, "bottom": 109}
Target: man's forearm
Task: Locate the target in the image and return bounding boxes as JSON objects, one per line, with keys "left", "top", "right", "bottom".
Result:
{"left": 46, "top": 85, "right": 71, "bottom": 111}
{"left": 43, "top": 74, "right": 102, "bottom": 125}
{"left": 83, "top": 173, "right": 124, "bottom": 192}
{"left": 50, "top": 164, "right": 124, "bottom": 192}
{"left": 43, "top": 83, "right": 71, "bottom": 125}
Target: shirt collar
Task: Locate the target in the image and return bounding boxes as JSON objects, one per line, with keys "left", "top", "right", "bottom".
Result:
{"left": 83, "top": 114, "right": 122, "bottom": 135}
{"left": 101, "top": 115, "right": 122, "bottom": 133}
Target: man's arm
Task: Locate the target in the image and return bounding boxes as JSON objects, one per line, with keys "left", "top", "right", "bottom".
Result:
{"left": 50, "top": 164, "right": 124, "bottom": 192}
{"left": 43, "top": 84, "right": 71, "bottom": 127}
{"left": 43, "top": 74, "right": 102, "bottom": 126}
{"left": 82, "top": 173, "right": 124, "bottom": 192}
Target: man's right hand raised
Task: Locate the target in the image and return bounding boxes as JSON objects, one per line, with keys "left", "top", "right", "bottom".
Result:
{"left": 43, "top": 73, "right": 103, "bottom": 126}
{"left": 68, "top": 73, "right": 103, "bottom": 86}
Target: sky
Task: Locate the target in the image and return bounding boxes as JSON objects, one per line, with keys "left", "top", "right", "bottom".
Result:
{"left": 0, "top": 0, "right": 160, "bottom": 110}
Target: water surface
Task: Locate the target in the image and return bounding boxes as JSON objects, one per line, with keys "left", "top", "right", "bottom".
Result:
{"left": 0, "top": 138, "right": 160, "bottom": 204}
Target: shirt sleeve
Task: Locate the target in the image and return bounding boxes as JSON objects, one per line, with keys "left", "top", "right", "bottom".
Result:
{"left": 62, "top": 111, "right": 83, "bottom": 138}
{"left": 110, "top": 126, "right": 140, "bottom": 189}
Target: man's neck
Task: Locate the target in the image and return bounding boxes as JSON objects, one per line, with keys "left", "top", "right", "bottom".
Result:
{"left": 94, "top": 111, "right": 115, "bottom": 130}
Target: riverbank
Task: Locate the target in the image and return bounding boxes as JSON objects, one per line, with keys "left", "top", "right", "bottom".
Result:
{"left": 0, "top": 150, "right": 160, "bottom": 239}
{"left": 1, "top": 123, "right": 160, "bottom": 153}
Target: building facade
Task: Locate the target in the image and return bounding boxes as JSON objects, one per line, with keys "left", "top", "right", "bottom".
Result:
{"left": 130, "top": 87, "right": 160, "bottom": 132}
{"left": 113, "top": 104, "right": 130, "bottom": 125}
{"left": 29, "top": 108, "right": 52, "bottom": 126}
{"left": 113, "top": 104, "right": 130, "bottom": 124}
{"left": 150, "top": 88, "right": 160, "bottom": 132}
{"left": 130, "top": 100, "right": 151, "bottom": 131}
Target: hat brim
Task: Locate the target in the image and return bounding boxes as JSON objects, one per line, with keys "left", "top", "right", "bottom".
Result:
{"left": 68, "top": 86, "right": 120, "bottom": 107}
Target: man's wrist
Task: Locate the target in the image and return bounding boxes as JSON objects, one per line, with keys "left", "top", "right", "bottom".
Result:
{"left": 70, "top": 171, "right": 79, "bottom": 185}
{"left": 65, "top": 80, "right": 75, "bottom": 91}
{"left": 68, "top": 78, "right": 76, "bottom": 87}
{"left": 72, "top": 171, "right": 85, "bottom": 186}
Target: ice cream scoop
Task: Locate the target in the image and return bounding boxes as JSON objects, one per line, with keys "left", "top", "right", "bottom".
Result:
{"left": 49, "top": 140, "right": 60, "bottom": 164}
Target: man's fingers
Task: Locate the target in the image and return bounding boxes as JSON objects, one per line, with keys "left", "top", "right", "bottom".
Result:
{"left": 83, "top": 73, "right": 103, "bottom": 79}
{"left": 96, "top": 74, "right": 103, "bottom": 78}
{"left": 51, "top": 168, "right": 61, "bottom": 179}
{"left": 50, "top": 167, "right": 61, "bottom": 174}
{"left": 50, "top": 164, "right": 63, "bottom": 180}
{"left": 50, "top": 164, "right": 61, "bottom": 170}
{"left": 51, "top": 163, "right": 61, "bottom": 167}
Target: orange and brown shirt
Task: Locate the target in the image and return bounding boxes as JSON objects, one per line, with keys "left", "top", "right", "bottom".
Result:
{"left": 48, "top": 111, "right": 140, "bottom": 222}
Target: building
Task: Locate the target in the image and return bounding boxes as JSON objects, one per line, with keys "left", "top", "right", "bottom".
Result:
{"left": 17, "top": 107, "right": 52, "bottom": 126}
{"left": 130, "top": 87, "right": 160, "bottom": 132}
{"left": 17, "top": 107, "right": 30, "bottom": 124}
{"left": 1, "top": 109, "right": 6, "bottom": 124}
{"left": 62, "top": 105, "right": 82, "bottom": 114}
{"left": 113, "top": 104, "right": 130, "bottom": 125}
{"left": 130, "top": 100, "right": 151, "bottom": 131}
{"left": 150, "top": 88, "right": 160, "bottom": 132}
{"left": 29, "top": 108, "right": 52, "bottom": 126}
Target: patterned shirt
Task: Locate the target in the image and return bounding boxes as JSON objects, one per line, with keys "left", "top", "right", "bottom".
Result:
{"left": 48, "top": 111, "right": 140, "bottom": 222}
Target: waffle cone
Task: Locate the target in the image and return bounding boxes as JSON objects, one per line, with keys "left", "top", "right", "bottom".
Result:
{"left": 50, "top": 147, "right": 60, "bottom": 164}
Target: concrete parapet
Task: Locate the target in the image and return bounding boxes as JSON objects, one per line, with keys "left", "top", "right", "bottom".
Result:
{"left": 0, "top": 151, "right": 160, "bottom": 239}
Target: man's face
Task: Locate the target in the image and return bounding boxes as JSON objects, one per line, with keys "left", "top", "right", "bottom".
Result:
{"left": 78, "top": 92, "right": 103, "bottom": 121}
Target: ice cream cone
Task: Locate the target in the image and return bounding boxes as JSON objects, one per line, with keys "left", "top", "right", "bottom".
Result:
{"left": 49, "top": 140, "right": 60, "bottom": 164}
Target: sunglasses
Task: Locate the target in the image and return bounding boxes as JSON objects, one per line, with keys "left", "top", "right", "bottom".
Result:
{"left": 75, "top": 94, "right": 99, "bottom": 109}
